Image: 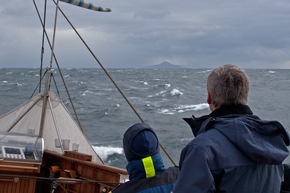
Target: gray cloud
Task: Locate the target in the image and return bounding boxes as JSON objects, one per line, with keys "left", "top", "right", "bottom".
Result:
{"left": 1, "top": 0, "right": 290, "bottom": 69}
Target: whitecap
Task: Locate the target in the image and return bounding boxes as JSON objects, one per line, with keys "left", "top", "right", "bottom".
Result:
{"left": 198, "top": 69, "right": 211, "bottom": 73}
{"left": 157, "top": 103, "right": 209, "bottom": 115}
{"left": 155, "top": 90, "right": 167, "bottom": 96}
{"left": 170, "top": 88, "right": 183, "bottom": 96}
{"left": 80, "top": 90, "right": 94, "bottom": 96}
{"left": 157, "top": 108, "right": 175, "bottom": 115}
{"left": 165, "top": 84, "right": 171, "bottom": 89}
{"left": 93, "top": 146, "right": 123, "bottom": 161}
{"left": 175, "top": 103, "right": 209, "bottom": 111}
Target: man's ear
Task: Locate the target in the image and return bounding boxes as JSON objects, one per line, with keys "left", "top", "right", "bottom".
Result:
{"left": 207, "top": 92, "right": 215, "bottom": 112}
{"left": 207, "top": 91, "right": 212, "bottom": 105}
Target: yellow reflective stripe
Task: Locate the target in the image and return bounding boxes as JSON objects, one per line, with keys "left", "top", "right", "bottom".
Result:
{"left": 142, "top": 156, "right": 156, "bottom": 178}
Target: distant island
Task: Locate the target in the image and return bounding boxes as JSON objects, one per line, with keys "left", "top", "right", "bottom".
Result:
{"left": 142, "top": 61, "right": 183, "bottom": 69}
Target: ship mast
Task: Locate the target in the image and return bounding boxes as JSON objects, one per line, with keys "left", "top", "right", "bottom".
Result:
{"left": 39, "top": 69, "right": 51, "bottom": 137}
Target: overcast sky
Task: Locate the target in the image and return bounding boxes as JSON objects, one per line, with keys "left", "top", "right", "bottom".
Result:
{"left": 1, "top": 0, "right": 290, "bottom": 69}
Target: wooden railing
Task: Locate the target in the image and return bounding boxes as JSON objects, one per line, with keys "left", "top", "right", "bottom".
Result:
{"left": 0, "top": 161, "right": 40, "bottom": 193}
{"left": 36, "top": 150, "right": 128, "bottom": 193}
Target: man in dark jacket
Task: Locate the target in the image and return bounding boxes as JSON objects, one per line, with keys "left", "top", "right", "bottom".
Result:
{"left": 172, "top": 64, "right": 290, "bottom": 193}
{"left": 111, "top": 123, "right": 179, "bottom": 193}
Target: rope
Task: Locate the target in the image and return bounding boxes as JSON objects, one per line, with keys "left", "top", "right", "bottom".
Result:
{"left": 0, "top": 174, "right": 120, "bottom": 185}
{"left": 33, "top": 0, "right": 85, "bottom": 133}
{"left": 31, "top": 68, "right": 49, "bottom": 99}
{"left": 53, "top": 1, "right": 177, "bottom": 166}
{"left": 51, "top": 73, "right": 60, "bottom": 96}
{"left": 33, "top": 0, "right": 177, "bottom": 167}
{"left": 38, "top": 0, "right": 47, "bottom": 93}
{"left": 53, "top": 0, "right": 145, "bottom": 124}
{"left": 49, "top": 0, "right": 60, "bottom": 69}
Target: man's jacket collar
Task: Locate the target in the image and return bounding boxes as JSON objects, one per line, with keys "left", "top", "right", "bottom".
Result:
{"left": 183, "top": 104, "right": 257, "bottom": 136}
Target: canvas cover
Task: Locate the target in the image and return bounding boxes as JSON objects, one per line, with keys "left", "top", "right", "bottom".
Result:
{"left": 0, "top": 91, "right": 103, "bottom": 164}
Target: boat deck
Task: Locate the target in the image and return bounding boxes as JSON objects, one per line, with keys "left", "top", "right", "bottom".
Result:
{"left": 0, "top": 150, "right": 128, "bottom": 193}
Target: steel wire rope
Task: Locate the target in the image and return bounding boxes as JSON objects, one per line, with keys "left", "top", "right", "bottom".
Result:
{"left": 32, "top": 1, "right": 107, "bottom": 166}
{"left": 32, "top": 0, "right": 86, "bottom": 137}
{"left": 38, "top": 0, "right": 48, "bottom": 93}
{"left": 52, "top": 0, "right": 176, "bottom": 167}
{"left": 0, "top": 173, "right": 121, "bottom": 185}
{"left": 30, "top": 68, "right": 49, "bottom": 99}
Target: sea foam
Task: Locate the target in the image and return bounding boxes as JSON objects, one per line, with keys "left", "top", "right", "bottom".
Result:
{"left": 158, "top": 103, "right": 209, "bottom": 114}
{"left": 170, "top": 88, "right": 183, "bottom": 96}
{"left": 93, "top": 146, "right": 123, "bottom": 161}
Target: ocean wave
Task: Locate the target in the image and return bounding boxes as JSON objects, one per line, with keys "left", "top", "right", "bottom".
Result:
{"left": 93, "top": 146, "right": 123, "bottom": 161}
{"left": 79, "top": 90, "right": 94, "bottom": 96}
{"left": 170, "top": 88, "right": 183, "bottom": 96}
{"left": 177, "top": 103, "right": 209, "bottom": 111}
{"left": 158, "top": 103, "right": 209, "bottom": 114}
{"left": 148, "top": 87, "right": 183, "bottom": 98}
{"left": 158, "top": 109, "right": 175, "bottom": 115}
{"left": 133, "top": 80, "right": 148, "bottom": 85}
{"left": 1, "top": 81, "right": 23, "bottom": 87}
{"left": 198, "top": 69, "right": 212, "bottom": 73}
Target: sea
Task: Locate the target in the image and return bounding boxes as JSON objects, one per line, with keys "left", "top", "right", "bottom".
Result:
{"left": 0, "top": 68, "right": 290, "bottom": 169}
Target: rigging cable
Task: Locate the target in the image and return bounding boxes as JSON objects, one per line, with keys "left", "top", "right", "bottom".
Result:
{"left": 51, "top": 73, "right": 60, "bottom": 96}
{"left": 33, "top": 0, "right": 176, "bottom": 166}
{"left": 38, "top": 0, "right": 48, "bottom": 93}
{"left": 31, "top": 68, "right": 49, "bottom": 99}
{"left": 0, "top": 173, "right": 121, "bottom": 185}
{"left": 33, "top": 0, "right": 85, "bottom": 133}
{"left": 49, "top": 0, "right": 60, "bottom": 69}
{"left": 53, "top": 0, "right": 176, "bottom": 167}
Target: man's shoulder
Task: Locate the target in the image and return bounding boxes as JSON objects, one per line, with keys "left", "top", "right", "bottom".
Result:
{"left": 186, "top": 129, "right": 223, "bottom": 147}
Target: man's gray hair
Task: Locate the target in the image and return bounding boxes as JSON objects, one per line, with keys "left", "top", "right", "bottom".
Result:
{"left": 207, "top": 64, "right": 249, "bottom": 108}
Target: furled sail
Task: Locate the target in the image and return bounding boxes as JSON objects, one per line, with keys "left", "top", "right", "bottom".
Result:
{"left": 0, "top": 91, "right": 103, "bottom": 164}
{"left": 60, "top": 0, "right": 111, "bottom": 12}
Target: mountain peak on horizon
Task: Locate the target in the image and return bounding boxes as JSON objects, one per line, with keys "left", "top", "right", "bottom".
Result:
{"left": 149, "top": 61, "right": 181, "bottom": 68}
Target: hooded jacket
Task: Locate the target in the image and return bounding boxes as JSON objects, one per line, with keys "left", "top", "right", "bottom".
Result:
{"left": 112, "top": 123, "right": 179, "bottom": 193}
{"left": 172, "top": 104, "right": 290, "bottom": 193}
